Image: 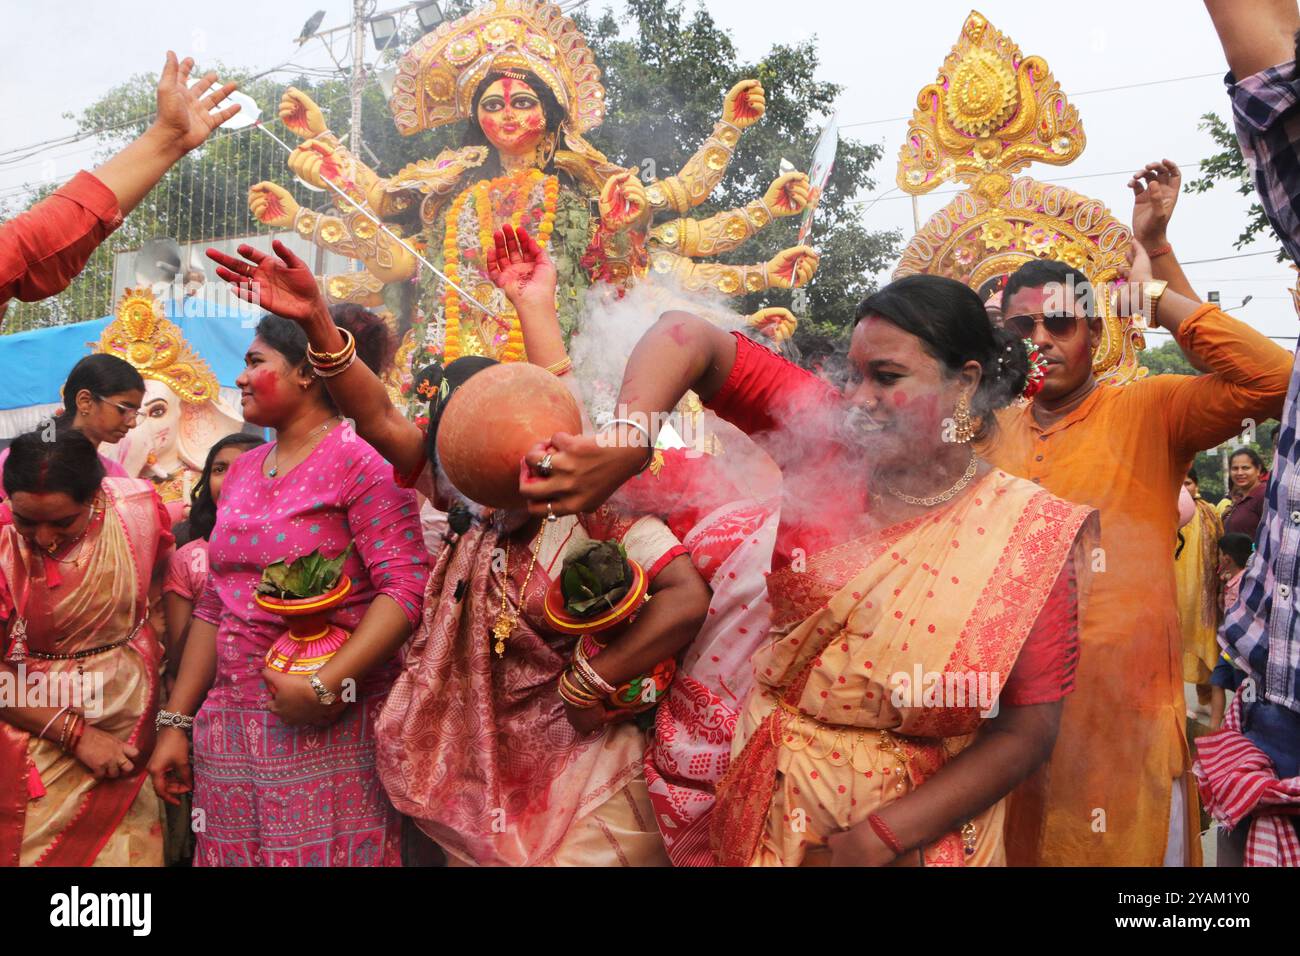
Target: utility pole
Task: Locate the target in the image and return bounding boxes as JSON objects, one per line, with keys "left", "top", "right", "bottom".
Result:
{"left": 350, "top": 0, "right": 368, "bottom": 158}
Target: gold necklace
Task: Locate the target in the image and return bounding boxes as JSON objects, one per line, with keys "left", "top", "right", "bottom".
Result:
{"left": 43, "top": 495, "right": 104, "bottom": 565}
{"left": 885, "top": 448, "right": 978, "bottom": 508}
{"left": 268, "top": 417, "right": 338, "bottom": 478}
{"left": 492, "top": 521, "right": 548, "bottom": 657}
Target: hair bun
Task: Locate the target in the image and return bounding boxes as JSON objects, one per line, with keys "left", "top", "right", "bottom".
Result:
{"left": 979, "top": 326, "right": 1032, "bottom": 414}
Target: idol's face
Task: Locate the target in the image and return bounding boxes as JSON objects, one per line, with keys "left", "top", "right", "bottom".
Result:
{"left": 137, "top": 380, "right": 183, "bottom": 462}
{"left": 476, "top": 77, "right": 547, "bottom": 157}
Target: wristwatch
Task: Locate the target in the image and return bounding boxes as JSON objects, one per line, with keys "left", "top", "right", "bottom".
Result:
{"left": 1139, "top": 279, "right": 1169, "bottom": 329}
{"left": 308, "top": 673, "right": 338, "bottom": 706}
{"left": 156, "top": 710, "right": 194, "bottom": 733}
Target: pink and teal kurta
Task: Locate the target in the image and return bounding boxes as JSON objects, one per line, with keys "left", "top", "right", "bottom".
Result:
{"left": 191, "top": 425, "right": 427, "bottom": 866}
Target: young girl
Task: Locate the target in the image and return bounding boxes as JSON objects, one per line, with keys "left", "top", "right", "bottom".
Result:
{"left": 162, "top": 434, "right": 264, "bottom": 692}
{"left": 1209, "top": 533, "right": 1254, "bottom": 731}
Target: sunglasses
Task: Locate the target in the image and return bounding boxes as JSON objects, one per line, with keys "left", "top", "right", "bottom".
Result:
{"left": 1003, "top": 312, "right": 1081, "bottom": 339}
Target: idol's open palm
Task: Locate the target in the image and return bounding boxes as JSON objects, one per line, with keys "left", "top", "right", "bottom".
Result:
{"left": 207, "top": 240, "right": 325, "bottom": 324}
{"left": 485, "top": 224, "right": 557, "bottom": 317}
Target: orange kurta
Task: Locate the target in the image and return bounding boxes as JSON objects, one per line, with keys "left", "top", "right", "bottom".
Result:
{"left": 982, "top": 303, "right": 1292, "bottom": 865}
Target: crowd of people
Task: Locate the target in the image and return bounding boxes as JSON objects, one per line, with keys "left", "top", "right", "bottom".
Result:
{"left": 2, "top": 0, "right": 1300, "bottom": 868}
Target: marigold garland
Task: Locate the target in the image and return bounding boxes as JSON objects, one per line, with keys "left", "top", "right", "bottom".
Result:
{"left": 442, "top": 169, "right": 559, "bottom": 363}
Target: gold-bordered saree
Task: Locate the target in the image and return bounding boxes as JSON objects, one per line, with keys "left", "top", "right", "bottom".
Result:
{"left": 0, "top": 478, "right": 169, "bottom": 867}
{"left": 711, "top": 469, "right": 1096, "bottom": 866}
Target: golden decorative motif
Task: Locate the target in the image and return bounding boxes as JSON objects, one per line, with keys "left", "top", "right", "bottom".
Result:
{"left": 946, "top": 47, "right": 1018, "bottom": 137}
{"left": 94, "top": 288, "right": 220, "bottom": 404}
{"left": 389, "top": 0, "right": 605, "bottom": 136}
{"left": 897, "top": 10, "right": 1085, "bottom": 198}
{"left": 893, "top": 10, "right": 1144, "bottom": 385}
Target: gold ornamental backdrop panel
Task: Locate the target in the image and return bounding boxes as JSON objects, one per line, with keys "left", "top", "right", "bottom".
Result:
{"left": 893, "top": 9, "right": 1146, "bottom": 385}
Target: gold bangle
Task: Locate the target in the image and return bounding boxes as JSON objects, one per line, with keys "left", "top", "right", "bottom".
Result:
{"left": 559, "top": 671, "right": 600, "bottom": 708}
{"left": 307, "top": 327, "right": 355, "bottom": 367}
{"left": 543, "top": 357, "right": 573, "bottom": 377}
{"left": 572, "top": 642, "right": 616, "bottom": 695}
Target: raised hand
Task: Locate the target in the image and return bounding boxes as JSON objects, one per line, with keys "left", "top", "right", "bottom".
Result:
{"left": 485, "top": 224, "right": 558, "bottom": 317}
{"left": 287, "top": 138, "right": 340, "bottom": 190}
{"left": 747, "top": 307, "right": 799, "bottom": 343}
{"left": 1128, "top": 159, "right": 1181, "bottom": 248}
{"left": 248, "top": 182, "right": 299, "bottom": 228}
{"left": 207, "top": 239, "right": 324, "bottom": 324}
{"left": 724, "top": 79, "right": 766, "bottom": 128}
{"left": 153, "top": 51, "right": 240, "bottom": 155}
{"left": 764, "top": 172, "right": 811, "bottom": 216}
{"left": 767, "top": 245, "right": 820, "bottom": 288}
{"left": 599, "top": 170, "right": 650, "bottom": 231}
{"left": 280, "top": 87, "right": 327, "bottom": 139}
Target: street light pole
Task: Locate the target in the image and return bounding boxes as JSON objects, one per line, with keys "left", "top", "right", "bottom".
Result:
{"left": 350, "top": 0, "right": 368, "bottom": 158}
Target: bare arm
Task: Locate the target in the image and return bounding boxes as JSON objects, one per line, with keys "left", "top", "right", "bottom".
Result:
{"left": 830, "top": 700, "right": 1062, "bottom": 865}
{"left": 1204, "top": 0, "right": 1300, "bottom": 79}
{"left": 161, "top": 592, "right": 193, "bottom": 686}
{"left": 161, "top": 615, "right": 218, "bottom": 718}
{"left": 207, "top": 240, "right": 426, "bottom": 478}
{"left": 514, "top": 310, "right": 739, "bottom": 518}
{"left": 583, "top": 555, "right": 710, "bottom": 688}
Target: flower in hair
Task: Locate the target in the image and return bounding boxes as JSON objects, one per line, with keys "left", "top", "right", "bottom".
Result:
{"left": 1022, "top": 338, "right": 1049, "bottom": 399}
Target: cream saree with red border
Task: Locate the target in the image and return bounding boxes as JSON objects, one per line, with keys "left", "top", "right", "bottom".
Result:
{"left": 0, "top": 478, "right": 167, "bottom": 867}
{"left": 712, "top": 470, "right": 1094, "bottom": 866}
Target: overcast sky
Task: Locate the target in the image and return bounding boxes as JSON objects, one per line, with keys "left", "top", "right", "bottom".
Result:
{"left": 2, "top": 0, "right": 1295, "bottom": 339}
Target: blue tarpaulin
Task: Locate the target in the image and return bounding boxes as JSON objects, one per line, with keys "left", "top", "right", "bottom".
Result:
{"left": 0, "top": 299, "right": 259, "bottom": 410}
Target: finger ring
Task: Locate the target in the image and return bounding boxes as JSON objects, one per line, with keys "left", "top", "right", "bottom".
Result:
{"left": 546, "top": 501, "right": 557, "bottom": 523}
{"left": 536, "top": 452, "right": 553, "bottom": 478}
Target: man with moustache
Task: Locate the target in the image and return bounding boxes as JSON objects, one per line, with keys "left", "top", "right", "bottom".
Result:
{"left": 982, "top": 224, "right": 1292, "bottom": 866}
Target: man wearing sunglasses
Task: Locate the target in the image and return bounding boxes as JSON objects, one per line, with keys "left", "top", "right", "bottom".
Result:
{"left": 982, "top": 231, "right": 1293, "bottom": 869}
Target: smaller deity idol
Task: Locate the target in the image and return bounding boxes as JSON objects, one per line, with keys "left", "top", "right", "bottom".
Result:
{"left": 95, "top": 288, "right": 244, "bottom": 521}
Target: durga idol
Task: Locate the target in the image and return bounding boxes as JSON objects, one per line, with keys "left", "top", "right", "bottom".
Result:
{"left": 248, "top": 0, "right": 818, "bottom": 403}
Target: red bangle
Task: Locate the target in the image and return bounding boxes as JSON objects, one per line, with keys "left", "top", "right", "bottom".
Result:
{"left": 867, "top": 812, "right": 905, "bottom": 856}
{"left": 1148, "top": 242, "right": 1173, "bottom": 259}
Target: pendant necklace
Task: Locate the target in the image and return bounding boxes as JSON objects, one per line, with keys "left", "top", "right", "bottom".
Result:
{"left": 492, "top": 521, "right": 549, "bottom": 658}
{"left": 268, "top": 417, "right": 338, "bottom": 478}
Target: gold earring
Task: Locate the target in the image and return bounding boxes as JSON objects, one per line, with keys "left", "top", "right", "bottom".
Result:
{"left": 953, "top": 394, "right": 977, "bottom": 443}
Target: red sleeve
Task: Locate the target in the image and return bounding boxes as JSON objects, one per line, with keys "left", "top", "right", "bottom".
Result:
{"left": 0, "top": 171, "right": 123, "bottom": 303}
{"left": 1001, "top": 559, "right": 1079, "bottom": 707}
{"left": 705, "top": 332, "right": 841, "bottom": 437}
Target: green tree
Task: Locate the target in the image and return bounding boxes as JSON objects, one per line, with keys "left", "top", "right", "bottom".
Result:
{"left": 4, "top": 0, "right": 896, "bottom": 353}
{"left": 581, "top": 0, "right": 898, "bottom": 355}
{"left": 1187, "top": 111, "right": 1284, "bottom": 259}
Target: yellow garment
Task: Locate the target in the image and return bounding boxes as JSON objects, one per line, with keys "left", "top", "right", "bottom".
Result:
{"left": 715, "top": 470, "right": 1093, "bottom": 866}
{"left": 1177, "top": 498, "right": 1224, "bottom": 684}
{"left": 982, "top": 302, "right": 1291, "bottom": 865}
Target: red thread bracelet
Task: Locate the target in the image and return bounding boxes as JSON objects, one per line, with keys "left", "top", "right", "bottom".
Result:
{"left": 1148, "top": 243, "right": 1173, "bottom": 259}
{"left": 867, "top": 813, "right": 905, "bottom": 856}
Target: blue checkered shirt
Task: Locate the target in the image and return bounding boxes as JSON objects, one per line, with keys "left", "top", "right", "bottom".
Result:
{"left": 1220, "top": 61, "right": 1300, "bottom": 713}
